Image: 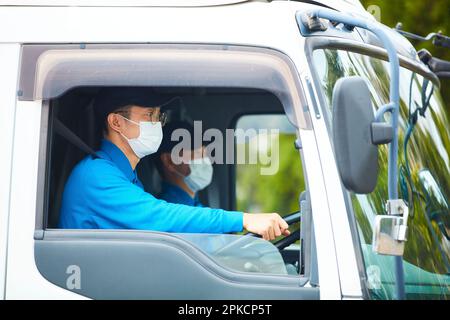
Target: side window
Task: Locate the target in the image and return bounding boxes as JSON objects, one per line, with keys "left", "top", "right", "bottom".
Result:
{"left": 47, "top": 89, "right": 305, "bottom": 278}
{"left": 313, "top": 49, "right": 450, "bottom": 300}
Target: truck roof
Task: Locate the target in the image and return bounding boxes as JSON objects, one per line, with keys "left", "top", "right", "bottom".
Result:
{"left": 0, "top": 0, "right": 249, "bottom": 6}
{"left": 0, "top": 0, "right": 422, "bottom": 68}
{"left": 0, "top": 0, "right": 365, "bottom": 12}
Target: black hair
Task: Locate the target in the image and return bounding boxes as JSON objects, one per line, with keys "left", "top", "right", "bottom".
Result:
{"left": 102, "top": 105, "right": 133, "bottom": 136}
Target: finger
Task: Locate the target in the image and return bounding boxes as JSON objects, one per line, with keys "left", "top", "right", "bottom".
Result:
{"left": 279, "top": 217, "right": 289, "bottom": 230}
{"left": 275, "top": 216, "right": 288, "bottom": 233}
{"left": 282, "top": 229, "right": 291, "bottom": 236}
{"left": 274, "top": 214, "right": 288, "bottom": 229}
{"left": 260, "top": 230, "right": 266, "bottom": 240}
{"left": 274, "top": 223, "right": 282, "bottom": 237}
{"left": 267, "top": 225, "right": 274, "bottom": 241}
{"left": 262, "top": 231, "right": 269, "bottom": 241}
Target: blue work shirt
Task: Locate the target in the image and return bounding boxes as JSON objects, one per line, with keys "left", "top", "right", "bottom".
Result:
{"left": 58, "top": 139, "right": 243, "bottom": 233}
{"left": 158, "top": 183, "right": 236, "bottom": 254}
{"left": 158, "top": 182, "right": 203, "bottom": 207}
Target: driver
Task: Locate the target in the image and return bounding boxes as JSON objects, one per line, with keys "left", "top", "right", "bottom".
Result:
{"left": 58, "top": 88, "right": 290, "bottom": 241}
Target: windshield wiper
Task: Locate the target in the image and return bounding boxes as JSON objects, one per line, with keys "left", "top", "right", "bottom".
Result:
{"left": 394, "top": 23, "right": 450, "bottom": 49}
{"left": 394, "top": 24, "right": 450, "bottom": 79}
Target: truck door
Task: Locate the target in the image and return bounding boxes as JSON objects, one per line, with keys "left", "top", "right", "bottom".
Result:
{"left": 7, "top": 44, "right": 325, "bottom": 299}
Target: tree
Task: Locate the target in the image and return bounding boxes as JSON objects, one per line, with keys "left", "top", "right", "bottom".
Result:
{"left": 360, "top": 0, "right": 450, "bottom": 105}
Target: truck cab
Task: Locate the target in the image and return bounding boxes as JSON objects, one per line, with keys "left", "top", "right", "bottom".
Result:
{"left": 0, "top": 0, "right": 448, "bottom": 300}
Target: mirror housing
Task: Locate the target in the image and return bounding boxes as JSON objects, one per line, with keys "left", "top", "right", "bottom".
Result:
{"left": 332, "top": 76, "right": 392, "bottom": 194}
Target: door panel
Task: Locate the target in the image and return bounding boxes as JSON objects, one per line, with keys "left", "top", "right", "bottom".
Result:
{"left": 35, "top": 230, "right": 319, "bottom": 299}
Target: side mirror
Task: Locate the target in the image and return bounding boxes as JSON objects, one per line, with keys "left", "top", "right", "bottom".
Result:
{"left": 373, "top": 200, "right": 409, "bottom": 256}
{"left": 373, "top": 214, "right": 408, "bottom": 256}
{"left": 332, "top": 76, "right": 392, "bottom": 194}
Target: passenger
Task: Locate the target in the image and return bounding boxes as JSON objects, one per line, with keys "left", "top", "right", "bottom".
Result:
{"left": 155, "top": 121, "right": 211, "bottom": 207}
{"left": 58, "top": 88, "right": 290, "bottom": 241}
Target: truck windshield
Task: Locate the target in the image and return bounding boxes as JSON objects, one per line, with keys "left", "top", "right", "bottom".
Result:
{"left": 313, "top": 48, "right": 450, "bottom": 300}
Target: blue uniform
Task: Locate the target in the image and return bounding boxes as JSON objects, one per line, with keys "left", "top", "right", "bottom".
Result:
{"left": 158, "top": 182, "right": 204, "bottom": 207}
{"left": 158, "top": 183, "right": 236, "bottom": 254}
{"left": 58, "top": 139, "right": 243, "bottom": 233}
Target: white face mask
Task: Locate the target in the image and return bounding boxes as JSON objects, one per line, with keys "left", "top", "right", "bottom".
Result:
{"left": 184, "top": 157, "right": 213, "bottom": 193}
{"left": 119, "top": 116, "right": 163, "bottom": 159}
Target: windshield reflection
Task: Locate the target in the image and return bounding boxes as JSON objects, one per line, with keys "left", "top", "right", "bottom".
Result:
{"left": 313, "top": 48, "right": 450, "bottom": 299}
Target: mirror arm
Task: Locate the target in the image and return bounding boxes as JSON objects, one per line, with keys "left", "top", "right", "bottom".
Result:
{"left": 374, "top": 102, "right": 395, "bottom": 122}
{"left": 371, "top": 122, "right": 394, "bottom": 145}
{"left": 303, "top": 8, "right": 400, "bottom": 198}
{"left": 372, "top": 103, "right": 395, "bottom": 145}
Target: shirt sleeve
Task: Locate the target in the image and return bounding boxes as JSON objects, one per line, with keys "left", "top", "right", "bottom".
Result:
{"left": 84, "top": 160, "right": 244, "bottom": 233}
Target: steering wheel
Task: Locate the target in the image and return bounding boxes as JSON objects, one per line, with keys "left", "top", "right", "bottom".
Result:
{"left": 213, "top": 211, "right": 302, "bottom": 256}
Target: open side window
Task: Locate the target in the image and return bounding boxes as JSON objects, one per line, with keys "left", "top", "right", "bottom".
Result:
{"left": 29, "top": 44, "right": 319, "bottom": 299}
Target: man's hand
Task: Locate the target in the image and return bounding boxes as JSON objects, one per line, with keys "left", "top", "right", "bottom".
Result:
{"left": 243, "top": 213, "right": 291, "bottom": 241}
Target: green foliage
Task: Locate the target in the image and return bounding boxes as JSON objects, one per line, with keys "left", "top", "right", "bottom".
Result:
{"left": 360, "top": 0, "right": 450, "bottom": 105}
{"left": 236, "top": 133, "right": 304, "bottom": 216}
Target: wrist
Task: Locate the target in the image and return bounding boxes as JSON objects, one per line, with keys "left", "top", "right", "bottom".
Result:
{"left": 243, "top": 213, "right": 249, "bottom": 229}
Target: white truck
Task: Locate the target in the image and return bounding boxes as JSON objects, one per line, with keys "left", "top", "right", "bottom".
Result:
{"left": 0, "top": 0, "right": 449, "bottom": 300}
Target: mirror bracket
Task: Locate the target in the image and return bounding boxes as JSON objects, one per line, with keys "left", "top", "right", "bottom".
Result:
{"left": 371, "top": 122, "right": 394, "bottom": 145}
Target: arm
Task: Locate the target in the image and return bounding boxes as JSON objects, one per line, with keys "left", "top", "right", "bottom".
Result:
{"left": 85, "top": 161, "right": 243, "bottom": 233}
{"left": 83, "top": 160, "right": 290, "bottom": 239}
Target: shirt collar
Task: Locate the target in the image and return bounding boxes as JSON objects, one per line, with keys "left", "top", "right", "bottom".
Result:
{"left": 98, "top": 139, "right": 137, "bottom": 183}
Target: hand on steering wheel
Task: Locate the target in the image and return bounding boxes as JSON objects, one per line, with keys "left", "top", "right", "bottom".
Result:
{"left": 246, "top": 211, "right": 301, "bottom": 238}
{"left": 243, "top": 213, "right": 290, "bottom": 241}
{"left": 214, "top": 211, "right": 301, "bottom": 256}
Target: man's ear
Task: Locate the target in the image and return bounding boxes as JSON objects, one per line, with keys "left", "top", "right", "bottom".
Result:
{"left": 107, "top": 113, "right": 123, "bottom": 134}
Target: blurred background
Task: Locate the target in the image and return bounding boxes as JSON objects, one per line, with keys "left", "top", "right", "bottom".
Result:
{"left": 360, "top": 0, "right": 450, "bottom": 104}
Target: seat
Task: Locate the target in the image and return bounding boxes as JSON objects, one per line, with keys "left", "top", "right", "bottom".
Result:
{"left": 47, "top": 89, "right": 100, "bottom": 228}
{"left": 136, "top": 155, "right": 163, "bottom": 196}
